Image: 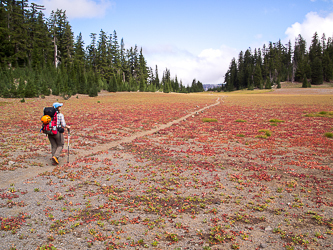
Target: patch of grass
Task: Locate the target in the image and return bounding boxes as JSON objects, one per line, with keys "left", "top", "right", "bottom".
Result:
{"left": 269, "top": 119, "right": 284, "bottom": 123}
{"left": 324, "top": 132, "right": 333, "bottom": 138}
{"left": 202, "top": 118, "right": 217, "bottom": 122}
{"left": 305, "top": 111, "right": 333, "bottom": 118}
{"left": 258, "top": 129, "right": 272, "bottom": 137}
{"left": 227, "top": 89, "right": 273, "bottom": 94}
{"left": 0, "top": 102, "right": 10, "bottom": 106}
{"left": 255, "top": 134, "right": 267, "bottom": 139}
{"left": 235, "top": 119, "right": 246, "bottom": 122}
{"left": 236, "top": 134, "right": 245, "bottom": 137}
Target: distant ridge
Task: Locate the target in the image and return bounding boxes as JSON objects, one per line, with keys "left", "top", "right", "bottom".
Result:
{"left": 203, "top": 84, "right": 224, "bottom": 91}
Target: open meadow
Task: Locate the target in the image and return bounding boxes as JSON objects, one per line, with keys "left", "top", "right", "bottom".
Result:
{"left": 0, "top": 89, "right": 332, "bottom": 250}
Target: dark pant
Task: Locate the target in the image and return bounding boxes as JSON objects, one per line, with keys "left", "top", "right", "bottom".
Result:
{"left": 48, "top": 132, "right": 64, "bottom": 159}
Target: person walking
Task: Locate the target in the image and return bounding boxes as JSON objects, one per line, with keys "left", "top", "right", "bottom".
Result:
{"left": 49, "top": 102, "right": 70, "bottom": 165}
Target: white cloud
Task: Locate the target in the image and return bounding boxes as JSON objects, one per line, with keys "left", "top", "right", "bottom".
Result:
{"left": 284, "top": 11, "right": 333, "bottom": 47}
{"left": 145, "top": 44, "right": 238, "bottom": 86}
{"left": 36, "top": 0, "right": 114, "bottom": 19}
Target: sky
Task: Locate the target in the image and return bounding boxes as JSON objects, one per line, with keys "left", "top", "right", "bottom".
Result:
{"left": 31, "top": 0, "right": 333, "bottom": 85}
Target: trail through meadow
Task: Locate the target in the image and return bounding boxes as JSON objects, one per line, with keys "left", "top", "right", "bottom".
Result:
{"left": 0, "top": 90, "right": 332, "bottom": 250}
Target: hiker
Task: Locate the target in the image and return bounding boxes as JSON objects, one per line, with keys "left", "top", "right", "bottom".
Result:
{"left": 48, "top": 102, "right": 70, "bottom": 164}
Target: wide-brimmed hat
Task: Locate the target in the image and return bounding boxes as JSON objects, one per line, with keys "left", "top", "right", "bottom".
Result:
{"left": 53, "top": 102, "right": 63, "bottom": 109}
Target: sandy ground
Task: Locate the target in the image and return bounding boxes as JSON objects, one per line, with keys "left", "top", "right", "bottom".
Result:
{"left": 0, "top": 88, "right": 332, "bottom": 250}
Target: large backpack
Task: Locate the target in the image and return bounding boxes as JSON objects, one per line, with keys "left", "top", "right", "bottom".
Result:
{"left": 40, "top": 107, "right": 58, "bottom": 135}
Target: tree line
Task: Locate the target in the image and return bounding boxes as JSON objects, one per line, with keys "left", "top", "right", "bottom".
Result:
{"left": 224, "top": 32, "right": 333, "bottom": 91}
{"left": 0, "top": 1, "right": 203, "bottom": 99}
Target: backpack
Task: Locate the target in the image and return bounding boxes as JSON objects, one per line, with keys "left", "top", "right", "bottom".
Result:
{"left": 40, "top": 107, "right": 58, "bottom": 135}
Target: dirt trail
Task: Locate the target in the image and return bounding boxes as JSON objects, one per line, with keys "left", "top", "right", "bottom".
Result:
{"left": 79, "top": 97, "right": 221, "bottom": 155}
{"left": 0, "top": 98, "right": 221, "bottom": 189}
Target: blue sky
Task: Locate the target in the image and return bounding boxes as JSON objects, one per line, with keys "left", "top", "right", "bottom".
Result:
{"left": 32, "top": 0, "right": 333, "bottom": 85}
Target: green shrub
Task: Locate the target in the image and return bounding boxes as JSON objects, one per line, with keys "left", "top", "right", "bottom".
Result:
{"left": 236, "top": 134, "right": 245, "bottom": 137}
{"left": 258, "top": 129, "right": 272, "bottom": 137}
{"left": 269, "top": 119, "right": 284, "bottom": 123}
{"left": 255, "top": 134, "right": 267, "bottom": 139}
{"left": 324, "top": 132, "right": 333, "bottom": 138}
{"left": 305, "top": 111, "right": 333, "bottom": 117}
{"left": 235, "top": 119, "right": 246, "bottom": 122}
{"left": 202, "top": 118, "right": 217, "bottom": 122}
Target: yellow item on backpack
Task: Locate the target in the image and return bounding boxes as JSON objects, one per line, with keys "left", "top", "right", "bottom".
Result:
{"left": 41, "top": 115, "right": 51, "bottom": 125}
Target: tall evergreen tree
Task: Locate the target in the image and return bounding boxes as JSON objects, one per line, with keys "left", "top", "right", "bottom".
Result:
{"left": 111, "top": 30, "right": 120, "bottom": 70}
{"left": 302, "top": 74, "right": 308, "bottom": 88}
{"left": 322, "top": 52, "right": 333, "bottom": 82}
{"left": 24, "top": 78, "right": 37, "bottom": 97}
{"left": 154, "top": 65, "right": 160, "bottom": 89}
{"left": 97, "top": 29, "right": 108, "bottom": 79}
{"left": 225, "top": 58, "right": 237, "bottom": 91}
{"left": 265, "top": 77, "right": 271, "bottom": 89}
{"left": 311, "top": 56, "right": 323, "bottom": 85}
{"left": 253, "top": 63, "right": 263, "bottom": 88}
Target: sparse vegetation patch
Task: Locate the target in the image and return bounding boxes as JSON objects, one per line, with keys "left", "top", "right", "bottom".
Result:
{"left": 305, "top": 111, "right": 333, "bottom": 118}
{"left": 269, "top": 119, "right": 284, "bottom": 123}
{"left": 0, "top": 92, "right": 332, "bottom": 249}
{"left": 324, "top": 132, "right": 333, "bottom": 138}
{"left": 258, "top": 129, "right": 272, "bottom": 137}
{"left": 202, "top": 118, "right": 218, "bottom": 122}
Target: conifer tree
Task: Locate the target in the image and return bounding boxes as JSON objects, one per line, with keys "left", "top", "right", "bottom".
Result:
{"left": 89, "top": 82, "right": 98, "bottom": 97}
{"left": 74, "top": 32, "right": 85, "bottom": 64}
{"left": 87, "top": 33, "right": 97, "bottom": 71}
{"left": 9, "top": 80, "right": 18, "bottom": 98}
{"left": 111, "top": 30, "right": 120, "bottom": 70}
{"left": 265, "top": 78, "right": 271, "bottom": 89}
{"left": 41, "top": 79, "right": 50, "bottom": 96}
{"left": 18, "top": 77, "right": 26, "bottom": 97}
{"left": 322, "top": 52, "right": 333, "bottom": 82}
{"left": 128, "top": 75, "right": 135, "bottom": 91}
{"left": 0, "top": 3, "right": 167, "bottom": 97}
{"left": 311, "top": 57, "right": 323, "bottom": 85}
{"left": 24, "top": 78, "right": 37, "bottom": 97}
{"left": 108, "top": 74, "right": 117, "bottom": 92}
{"left": 253, "top": 63, "right": 263, "bottom": 88}
{"left": 77, "top": 65, "right": 87, "bottom": 94}
{"left": 97, "top": 29, "right": 108, "bottom": 79}
{"left": 139, "top": 75, "right": 145, "bottom": 92}
{"left": 302, "top": 74, "right": 308, "bottom": 88}
{"left": 276, "top": 77, "right": 281, "bottom": 89}
{"left": 154, "top": 65, "right": 160, "bottom": 89}
{"left": 258, "top": 79, "right": 263, "bottom": 89}
{"left": 225, "top": 58, "right": 237, "bottom": 91}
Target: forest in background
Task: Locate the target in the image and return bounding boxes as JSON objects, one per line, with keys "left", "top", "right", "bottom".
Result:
{"left": 0, "top": 1, "right": 204, "bottom": 99}
{"left": 224, "top": 32, "right": 333, "bottom": 91}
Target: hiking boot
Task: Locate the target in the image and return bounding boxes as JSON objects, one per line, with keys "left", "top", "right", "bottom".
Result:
{"left": 52, "top": 156, "right": 59, "bottom": 164}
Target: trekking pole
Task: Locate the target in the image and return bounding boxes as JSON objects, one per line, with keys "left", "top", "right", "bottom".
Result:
{"left": 67, "top": 127, "right": 70, "bottom": 163}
